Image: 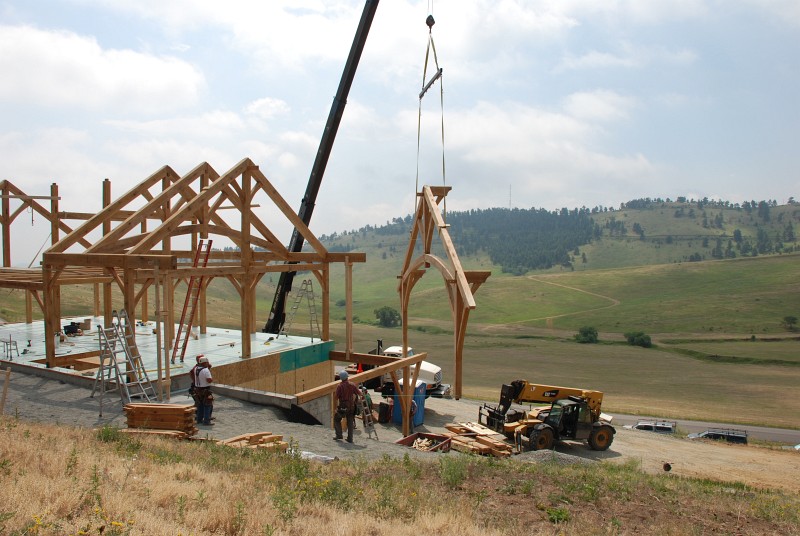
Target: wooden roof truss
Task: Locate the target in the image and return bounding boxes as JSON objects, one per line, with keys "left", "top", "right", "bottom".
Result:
{"left": 0, "top": 158, "right": 366, "bottom": 369}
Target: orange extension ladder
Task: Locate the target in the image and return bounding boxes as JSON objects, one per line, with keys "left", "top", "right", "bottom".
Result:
{"left": 171, "top": 240, "right": 212, "bottom": 364}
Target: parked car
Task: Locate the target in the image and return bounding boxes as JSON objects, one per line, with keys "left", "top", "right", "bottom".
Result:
{"left": 687, "top": 428, "right": 748, "bottom": 444}
{"left": 623, "top": 420, "right": 677, "bottom": 434}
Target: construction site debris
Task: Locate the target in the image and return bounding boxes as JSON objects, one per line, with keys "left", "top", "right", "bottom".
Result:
{"left": 394, "top": 432, "right": 451, "bottom": 452}
{"left": 393, "top": 423, "right": 512, "bottom": 457}
{"left": 218, "top": 432, "right": 289, "bottom": 451}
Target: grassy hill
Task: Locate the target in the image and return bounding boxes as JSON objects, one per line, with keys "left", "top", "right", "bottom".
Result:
{"left": 2, "top": 200, "right": 799, "bottom": 426}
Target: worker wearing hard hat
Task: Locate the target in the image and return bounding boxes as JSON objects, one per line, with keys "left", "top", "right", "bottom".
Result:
{"left": 194, "top": 356, "right": 214, "bottom": 426}
{"left": 333, "top": 370, "right": 361, "bottom": 443}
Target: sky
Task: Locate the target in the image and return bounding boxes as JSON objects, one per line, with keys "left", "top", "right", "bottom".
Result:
{"left": 1, "top": 0, "right": 799, "bottom": 265}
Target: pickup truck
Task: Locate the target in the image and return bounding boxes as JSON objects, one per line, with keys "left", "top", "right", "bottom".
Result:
{"left": 349, "top": 343, "right": 451, "bottom": 398}
{"left": 687, "top": 428, "right": 748, "bottom": 444}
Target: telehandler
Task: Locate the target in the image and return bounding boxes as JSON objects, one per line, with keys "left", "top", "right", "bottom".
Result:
{"left": 478, "top": 380, "right": 615, "bottom": 451}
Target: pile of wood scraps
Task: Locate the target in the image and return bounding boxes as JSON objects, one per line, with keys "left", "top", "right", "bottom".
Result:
{"left": 123, "top": 402, "right": 198, "bottom": 438}
{"left": 218, "top": 432, "right": 288, "bottom": 452}
{"left": 394, "top": 432, "right": 451, "bottom": 452}
{"left": 443, "top": 422, "right": 513, "bottom": 458}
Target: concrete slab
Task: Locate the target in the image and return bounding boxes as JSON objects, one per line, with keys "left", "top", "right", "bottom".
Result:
{"left": 0, "top": 315, "right": 322, "bottom": 382}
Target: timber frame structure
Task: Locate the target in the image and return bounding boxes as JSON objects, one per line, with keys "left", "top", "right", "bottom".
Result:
{"left": 1, "top": 159, "right": 366, "bottom": 370}
{"left": 1, "top": 171, "right": 489, "bottom": 437}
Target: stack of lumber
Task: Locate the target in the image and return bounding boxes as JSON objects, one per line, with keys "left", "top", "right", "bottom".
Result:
{"left": 443, "top": 422, "right": 513, "bottom": 458}
{"left": 218, "top": 432, "right": 288, "bottom": 451}
{"left": 123, "top": 403, "right": 198, "bottom": 437}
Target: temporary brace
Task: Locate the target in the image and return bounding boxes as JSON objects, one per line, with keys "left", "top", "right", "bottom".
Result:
{"left": 280, "top": 279, "right": 320, "bottom": 341}
{"left": 171, "top": 239, "right": 213, "bottom": 364}
{"left": 91, "top": 309, "right": 156, "bottom": 415}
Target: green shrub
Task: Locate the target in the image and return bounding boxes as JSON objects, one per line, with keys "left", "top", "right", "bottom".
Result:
{"left": 624, "top": 331, "right": 652, "bottom": 348}
{"left": 574, "top": 326, "right": 598, "bottom": 344}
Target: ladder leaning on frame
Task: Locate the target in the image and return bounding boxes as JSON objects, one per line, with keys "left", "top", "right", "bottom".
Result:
{"left": 91, "top": 309, "right": 156, "bottom": 416}
{"left": 280, "top": 279, "right": 321, "bottom": 341}
{"left": 358, "top": 386, "right": 378, "bottom": 441}
{"left": 171, "top": 239, "right": 213, "bottom": 364}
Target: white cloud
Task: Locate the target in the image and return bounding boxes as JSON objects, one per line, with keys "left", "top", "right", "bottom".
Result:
{"left": 742, "top": 0, "right": 800, "bottom": 26}
{"left": 553, "top": 0, "right": 709, "bottom": 24}
{"left": 105, "top": 111, "right": 246, "bottom": 137}
{"left": 562, "top": 90, "right": 637, "bottom": 122}
{"left": 0, "top": 24, "right": 204, "bottom": 114}
{"left": 438, "top": 100, "right": 654, "bottom": 207}
{"left": 558, "top": 42, "right": 696, "bottom": 72}
{"left": 245, "top": 97, "right": 290, "bottom": 120}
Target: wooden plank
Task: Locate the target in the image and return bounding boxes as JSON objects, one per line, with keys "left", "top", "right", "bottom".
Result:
{"left": 124, "top": 403, "right": 194, "bottom": 410}
{"left": 219, "top": 432, "right": 276, "bottom": 445}
{"left": 119, "top": 429, "right": 190, "bottom": 439}
{"left": 124, "top": 406, "right": 195, "bottom": 417}
{"left": 125, "top": 416, "right": 195, "bottom": 425}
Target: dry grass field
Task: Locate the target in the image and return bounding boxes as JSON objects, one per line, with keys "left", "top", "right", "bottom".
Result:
{"left": 329, "top": 322, "right": 800, "bottom": 429}
{"left": 0, "top": 418, "right": 797, "bottom": 535}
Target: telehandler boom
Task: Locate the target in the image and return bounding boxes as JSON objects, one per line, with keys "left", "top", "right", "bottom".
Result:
{"left": 478, "top": 380, "right": 615, "bottom": 451}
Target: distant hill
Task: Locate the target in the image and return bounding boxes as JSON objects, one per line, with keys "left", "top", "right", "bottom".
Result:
{"left": 320, "top": 197, "right": 800, "bottom": 274}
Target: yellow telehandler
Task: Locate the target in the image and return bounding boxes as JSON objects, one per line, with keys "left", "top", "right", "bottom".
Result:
{"left": 478, "top": 380, "right": 615, "bottom": 451}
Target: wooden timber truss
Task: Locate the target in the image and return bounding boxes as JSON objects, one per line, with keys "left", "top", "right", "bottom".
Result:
{"left": 1, "top": 175, "right": 490, "bottom": 437}
{"left": 0, "top": 158, "right": 365, "bottom": 372}
{"left": 399, "top": 186, "right": 490, "bottom": 401}
{"left": 391, "top": 186, "right": 491, "bottom": 435}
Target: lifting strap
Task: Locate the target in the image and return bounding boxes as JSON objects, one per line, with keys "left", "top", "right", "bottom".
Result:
{"left": 416, "top": 12, "right": 447, "bottom": 218}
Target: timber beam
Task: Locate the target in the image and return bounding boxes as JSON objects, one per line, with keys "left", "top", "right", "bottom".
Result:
{"left": 294, "top": 351, "right": 427, "bottom": 405}
{"left": 43, "top": 252, "right": 177, "bottom": 270}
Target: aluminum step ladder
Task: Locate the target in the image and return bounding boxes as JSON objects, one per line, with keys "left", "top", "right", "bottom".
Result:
{"left": 171, "top": 239, "right": 212, "bottom": 364}
{"left": 358, "top": 386, "right": 378, "bottom": 441}
{"left": 280, "top": 279, "right": 321, "bottom": 341}
{"left": 91, "top": 309, "right": 156, "bottom": 415}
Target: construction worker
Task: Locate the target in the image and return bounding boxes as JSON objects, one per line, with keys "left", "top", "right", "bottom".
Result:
{"left": 333, "top": 370, "right": 361, "bottom": 443}
{"left": 194, "top": 356, "right": 214, "bottom": 425}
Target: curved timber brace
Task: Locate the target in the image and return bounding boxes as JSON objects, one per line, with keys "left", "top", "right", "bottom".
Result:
{"left": 397, "top": 186, "right": 490, "bottom": 434}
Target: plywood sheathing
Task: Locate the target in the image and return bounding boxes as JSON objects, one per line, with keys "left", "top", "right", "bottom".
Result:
{"left": 213, "top": 356, "right": 332, "bottom": 396}
{"left": 398, "top": 186, "right": 491, "bottom": 434}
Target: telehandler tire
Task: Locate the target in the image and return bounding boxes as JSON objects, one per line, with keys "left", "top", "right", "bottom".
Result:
{"left": 588, "top": 425, "right": 614, "bottom": 451}
{"left": 529, "top": 427, "right": 554, "bottom": 451}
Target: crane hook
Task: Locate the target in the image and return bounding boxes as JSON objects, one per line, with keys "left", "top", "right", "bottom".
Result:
{"left": 426, "top": 14, "right": 435, "bottom": 30}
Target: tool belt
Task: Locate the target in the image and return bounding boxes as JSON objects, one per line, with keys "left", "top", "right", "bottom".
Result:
{"left": 194, "top": 386, "right": 212, "bottom": 403}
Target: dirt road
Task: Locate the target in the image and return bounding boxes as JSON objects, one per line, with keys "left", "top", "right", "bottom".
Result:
{"left": 419, "top": 397, "right": 800, "bottom": 494}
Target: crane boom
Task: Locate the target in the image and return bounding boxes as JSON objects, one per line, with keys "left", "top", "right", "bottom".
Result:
{"left": 264, "top": 0, "right": 379, "bottom": 334}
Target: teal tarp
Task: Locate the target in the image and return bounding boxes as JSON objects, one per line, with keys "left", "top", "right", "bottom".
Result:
{"left": 279, "top": 340, "right": 334, "bottom": 373}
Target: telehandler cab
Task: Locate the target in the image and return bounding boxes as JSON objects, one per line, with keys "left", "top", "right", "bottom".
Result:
{"left": 478, "top": 380, "right": 615, "bottom": 451}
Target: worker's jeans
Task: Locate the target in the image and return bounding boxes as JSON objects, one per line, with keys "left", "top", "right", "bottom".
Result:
{"left": 197, "top": 401, "right": 213, "bottom": 425}
{"left": 194, "top": 388, "right": 213, "bottom": 425}
{"left": 334, "top": 408, "right": 355, "bottom": 441}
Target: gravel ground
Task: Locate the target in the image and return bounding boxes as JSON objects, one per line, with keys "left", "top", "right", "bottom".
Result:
{"left": 0, "top": 371, "right": 514, "bottom": 462}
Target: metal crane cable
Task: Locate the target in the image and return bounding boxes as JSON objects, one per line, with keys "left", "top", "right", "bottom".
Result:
{"left": 415, "top": 12, "right": 447, "bottom": 219}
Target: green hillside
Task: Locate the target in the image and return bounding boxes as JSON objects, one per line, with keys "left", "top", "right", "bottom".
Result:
{"left": 2, "top": 199, "right": 799, "bottom": 425}
{"left": 322, "top": 199, "right": 799, "bottom": 274}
